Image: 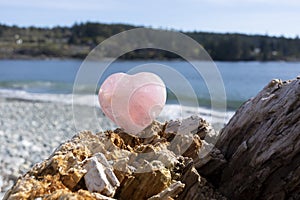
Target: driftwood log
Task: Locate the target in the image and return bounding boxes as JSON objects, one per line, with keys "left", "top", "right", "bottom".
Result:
{"left": 197, "top": 78, "right": 300, "bottom": 200}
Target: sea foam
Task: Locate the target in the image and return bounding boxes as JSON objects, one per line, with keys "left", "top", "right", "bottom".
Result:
{"left": 0, "top": 89, "right": 234, "bottom": 127}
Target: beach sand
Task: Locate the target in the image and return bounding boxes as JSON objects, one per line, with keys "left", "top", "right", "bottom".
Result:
{"left": 0, "top": 97, "right": 233, "bottom": 197}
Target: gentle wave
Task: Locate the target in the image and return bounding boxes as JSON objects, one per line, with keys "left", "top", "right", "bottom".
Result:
{"left": 0, "top": 80, "right": 245, "bottom": 109}
{"left": 0, "top": 81, "right": 74, "bottom": 94}
{"left": 0, "top": 89, "right": 234, "bottom": 126}
{"left": 0, "top": 88, "right": 74, "bottom": 104}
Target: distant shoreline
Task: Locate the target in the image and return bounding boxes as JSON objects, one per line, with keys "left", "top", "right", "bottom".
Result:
{"left": 1, "top": 22, "right": 300, "bottom": 62}
{"left": 1, "top": 56, "right": 300, "bottom": 62}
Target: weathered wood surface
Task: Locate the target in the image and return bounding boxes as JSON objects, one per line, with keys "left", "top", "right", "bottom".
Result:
{"left": 197, "top": 78, "right": 300, "bottom": 200}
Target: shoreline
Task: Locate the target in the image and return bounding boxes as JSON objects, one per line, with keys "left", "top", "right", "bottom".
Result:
{"left": 1, "top": 56, "right": 300, "bottom": 62}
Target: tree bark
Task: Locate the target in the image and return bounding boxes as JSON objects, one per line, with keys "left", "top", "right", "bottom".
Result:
{"left": 197, "top": 78, "right": 300, "bottom": 200}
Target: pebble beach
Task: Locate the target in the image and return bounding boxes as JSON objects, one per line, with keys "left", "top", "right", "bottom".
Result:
{"left": 0, "top": 98, "right": 113, "bottom": 198}
{"left": 0, "top": 97, "right": 232, "bottom": 198}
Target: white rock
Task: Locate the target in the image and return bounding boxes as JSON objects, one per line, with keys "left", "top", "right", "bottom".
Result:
{"left": 92, "top": 192, "right": 117, "bottom": 200}
{"left": 84, "top": 156, "right": 120, "bottom": 197}
{"left": 94, "top": 153, "right": 120, "bottom": 188}
{"left": 148, "top": 181, "right": 185, "bottom": 199}
{"left": 94, "top": 153, "right": 111, "bottom": 168}
{"left": 0, "top": 175, "right": 3, "bottom": 186}
{"left": 104, "top": 168, "right": 120, "bottom": 188}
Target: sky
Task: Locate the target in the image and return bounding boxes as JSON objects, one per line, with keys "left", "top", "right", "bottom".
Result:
{"left": 0, "top": 0, "right": 299, "bottom": 38}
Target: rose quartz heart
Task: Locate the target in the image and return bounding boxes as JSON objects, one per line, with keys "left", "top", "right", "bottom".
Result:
{"left": 99, "top": 72, "right": 166, "bottom": 134}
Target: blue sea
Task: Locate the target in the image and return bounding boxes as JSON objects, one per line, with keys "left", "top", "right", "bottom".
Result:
{"left": 0, "top": 59, "right": 299, "bottom": 111}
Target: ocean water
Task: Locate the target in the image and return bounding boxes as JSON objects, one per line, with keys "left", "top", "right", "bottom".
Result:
{"left": 0, "top": 59, "right": 299, "bottom": 130}
{"left": 0, "top": 59, "right": 299, "bottom": 110}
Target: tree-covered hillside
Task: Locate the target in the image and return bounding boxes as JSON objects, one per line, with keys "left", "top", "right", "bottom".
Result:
{"left": 0, "top": 22, "right": 299, "bottom": 61}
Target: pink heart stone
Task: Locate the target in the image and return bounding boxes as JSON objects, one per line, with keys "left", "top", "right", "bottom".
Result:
{"left": 99, "top": 72, "right": 166, "bottom": 134}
